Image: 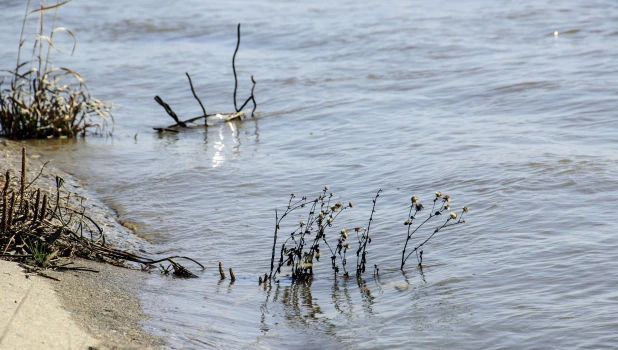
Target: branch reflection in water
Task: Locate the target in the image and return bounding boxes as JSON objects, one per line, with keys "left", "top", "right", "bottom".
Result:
{"left": 154, "top": 117, "right": 259, "bottom": 168}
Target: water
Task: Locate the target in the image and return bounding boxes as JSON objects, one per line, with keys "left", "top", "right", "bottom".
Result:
{"left": 2, "top": 0, "right": 618, "bottom": 348}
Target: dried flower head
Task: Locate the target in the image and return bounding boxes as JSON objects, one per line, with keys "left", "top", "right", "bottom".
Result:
{"left": 344, "top": 243, "right": 351, "bottom": 249}
{"left": 411, "top": 196, "right": 419, "bottom": 203}
{"left": 435, "top": 191, "right": 443, "bottom": 198}
{"left": 324, "top": 186, "right": 329, "bottom": 191}
{"left": 327, "top": 217, "right": 333, "bottom": 224}
{"left": 444, "top": 204, "right": 450, "bottom": 210}
{"left": 444, "top": 195, "right": 451, "bottom": 202}
{"left": 348, "top": 201, "right": 354, "bottom": 208}
{"left": 463, "top": 206, "right": 469, "bottom": 213}
{"left": 300, "top": 221, "right": 306, "bottom": 227}
{"left": 415, "top": 203, "right": 424, "bottom": 211}
{"left": 450, "top": 212, "right": 457, "bottom": 219}
{"left": 341, "top": 229, "right": 348, "bottom": 239}
{"left": 404, "top": 219, "right": 412, "bottom": 225}
{"left": 354, "top": 227, "right": 361, "bottom": 232}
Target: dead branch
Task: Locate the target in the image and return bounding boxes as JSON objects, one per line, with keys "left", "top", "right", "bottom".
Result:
{"left": 233, "top": 23, "right": 241, "bottom": 112}
{"left": 186, "top": 72, "right": 207, "bottom": 120}
{"left": 153, "top": 23, "right": 257, "bottom": 131}
{"left": 154, "top": 96, "right": 187, "bottom": 127}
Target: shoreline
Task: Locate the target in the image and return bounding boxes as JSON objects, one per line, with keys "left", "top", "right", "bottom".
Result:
{"left": 0, "top": 139, "right": 164, "bottom": 349}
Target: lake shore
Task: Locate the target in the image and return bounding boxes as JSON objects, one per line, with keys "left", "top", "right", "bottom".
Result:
{"left": 0, "top": 139, "right": 164, "bottom": 349}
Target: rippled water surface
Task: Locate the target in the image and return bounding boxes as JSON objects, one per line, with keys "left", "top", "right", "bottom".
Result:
{"left": 2, "top": 0, "right": 618, "bottom": 348}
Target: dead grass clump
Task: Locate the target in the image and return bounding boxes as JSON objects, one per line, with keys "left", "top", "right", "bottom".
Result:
{"left": 0, "top": 0, "right": 112, "bottom": 139}
{"left": 0, "top": 147, "right": 202, "bottom": 279}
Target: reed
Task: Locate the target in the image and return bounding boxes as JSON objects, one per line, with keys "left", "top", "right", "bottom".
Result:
{"left": 0, "top": 0, "right": 112, "bottom": 139}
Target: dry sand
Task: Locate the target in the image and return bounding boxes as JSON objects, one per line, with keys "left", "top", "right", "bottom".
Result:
{"left": 0, "top": 139, "right": 165, "bottom": 349}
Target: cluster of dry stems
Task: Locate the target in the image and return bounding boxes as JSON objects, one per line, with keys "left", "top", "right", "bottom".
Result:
{"left": 260, "top": 188, "right": 469, "bottom": 285}
{"left": 0, "top": 147, "right": 203, "bottom": 279}
{"left": 0, "top": 0, "right": 112, "bottom": 139}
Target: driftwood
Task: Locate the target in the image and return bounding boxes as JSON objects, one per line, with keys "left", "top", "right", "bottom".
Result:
{"left": 154, "top": 23, "right": 257, "bottom": 132}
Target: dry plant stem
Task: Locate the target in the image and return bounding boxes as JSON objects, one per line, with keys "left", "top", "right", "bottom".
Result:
{"left": 229, "top": 268, "right": 236, "bottom": 281}
{"left": 3, "top": 171, "right": 10, "bottom": 197}
{"left": 7, "top": 193, "right": 15, "bottom": 230}
{"left": 268, "top": 208, "right": 279, "bottom": 279}
{"left": 251, "top": 76, "right": 257, "bottom": 116}
{"left": 19, "top": 147, "right": 26, "bottom": 207}
{"left": 269, "top": 195, "right": 309, "bottom": 279}
{"left": 14, "top": 0, "right": 31, "bottom": 83}
{"left": 185, "top": 72, "right": 207, "bottom": 120}
{"left": 32, "top": 189, "right": 40, "bottom": 224}
{"left": 356, "top": 189, "right": 381, "bottom": 276}
{"left": 42, "top": 0, "right": 60, "bottom": 76}
{"left": 219, "top": 261, "right": 226, "bottom": 279}
{"left": 402, "top": 209, "right": 467, "bottom": 267}
{"left": 400, "top": 195, "right": 449, "bottom": 269}
{"left": 39, "top": 194, "right": 48, "bottom": 223}
{"left": 25, "top": 161, "right": 49, "bottom": 191}
{"left": 232, "top": 23, "right": 241, "bottom": 112}
{"left": 2, "top": 195, "right": 7, "bottom": 233}
{"left": 236, "top": 76, "right": 257, "bottom": 115}
{"left": 400, "top": 210, "right": 431, "bottom": 269}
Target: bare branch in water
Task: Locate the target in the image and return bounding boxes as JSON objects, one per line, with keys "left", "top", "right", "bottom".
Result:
{"left": 232, "top": 23, "right": 241, "bottom": 112}
{"left": 186, "top": 72, "right": 207, "bottom": 121}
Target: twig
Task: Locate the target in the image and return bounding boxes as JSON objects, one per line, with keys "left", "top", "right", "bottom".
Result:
{"left": 232, "top": 23, "right": 241, "bottom": 112}
{"left": 229, "top": 267, "right": 236, "bottom": 281}
{"left": 185, "top": 72, "right": 207, "bottom": 120}
{"left": 25, "top": 161, "right": 49, "bottom": 191}
{"left": 153, "top": 127, "right": 179, "bottom": 133}
{"left": 269, "top": 208, "right": 279, "bottom": 279}
{"left": 357, "top": 189, "right": 382, "bottom": 276}
{"left": 219, "top": 261, "right": 226, "bottom": 279}
{"left": 251, "top": 75, "right": 257, "bottom": 117}
{"left": 154, "top": 96, "right": 187, "bottom": 127}
{"left": 54, "top": 266, "right": 99, "bottom": 273}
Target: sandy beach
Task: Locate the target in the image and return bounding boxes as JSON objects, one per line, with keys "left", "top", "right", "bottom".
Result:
{"left": 0, "top": 140, "right": 164, "bottom": 349}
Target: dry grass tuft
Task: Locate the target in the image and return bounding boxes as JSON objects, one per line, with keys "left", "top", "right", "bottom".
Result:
{"left": 0, "top": 146, "right": 203, "bottom": 278}
{"left": 0, "top": 0, "right": 113, "bottom": 139}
